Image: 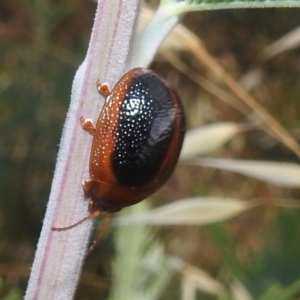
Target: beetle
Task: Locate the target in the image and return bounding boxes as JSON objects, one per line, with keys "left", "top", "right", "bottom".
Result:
{"left": 52, "top": 68, "right": 185, "bottom": 253}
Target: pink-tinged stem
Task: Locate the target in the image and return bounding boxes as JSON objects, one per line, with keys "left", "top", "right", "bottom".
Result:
{"left": 25, "top": 1, "right": 140, "bottom": 299}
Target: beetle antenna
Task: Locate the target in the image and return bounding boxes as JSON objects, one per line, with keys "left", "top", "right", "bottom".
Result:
{"left": 85, "top": 213, "right": 111, "bottom": 257}
{"left": 51, "top": 211, "right": 101, "bottom": 231}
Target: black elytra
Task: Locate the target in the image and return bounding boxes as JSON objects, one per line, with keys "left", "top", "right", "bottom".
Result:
{"left": 112, "top": 70, "right": 182, "bottom": 187}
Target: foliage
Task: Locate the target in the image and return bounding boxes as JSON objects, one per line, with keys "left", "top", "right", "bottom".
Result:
{"left": 1, "top": 0, "right": 300, "bottom": 299}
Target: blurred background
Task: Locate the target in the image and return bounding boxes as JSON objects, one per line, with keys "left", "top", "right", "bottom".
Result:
{"left": 1, "top": 0, "right": 300, "bottom": 299}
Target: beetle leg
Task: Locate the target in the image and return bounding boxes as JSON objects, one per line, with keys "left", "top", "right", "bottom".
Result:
{"left": 82, "top": 179, "right": 93, "bottom": 191}
{"left": 81, "top": 117, "right": 95, "bottom": 135}
{"left": 96, "top": 81, "right": 111, "bottom": 97}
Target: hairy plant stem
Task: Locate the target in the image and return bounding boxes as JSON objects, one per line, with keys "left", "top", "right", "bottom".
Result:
{"left": 25, "top": 1, "right": 140, "bottom": 299}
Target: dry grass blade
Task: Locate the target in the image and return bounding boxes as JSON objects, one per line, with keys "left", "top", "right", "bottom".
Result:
{"left": 195, "top": 158, "right": 300, "bottom": 188}
{"left": 162, "top": 48, "right": 249, "bottom": 115}
{"left": 115, "top": 198, "right": 259, "bottom": 226}
{"left": 260, "top": 25, "right": 300, "bottom": 61}
{"left": 160, "top": 20, "right": 300, "bottom": 158}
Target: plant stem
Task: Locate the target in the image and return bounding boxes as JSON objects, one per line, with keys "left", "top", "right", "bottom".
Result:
{"left": 25, "top": 1, "right": 140, "bottom": 299}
